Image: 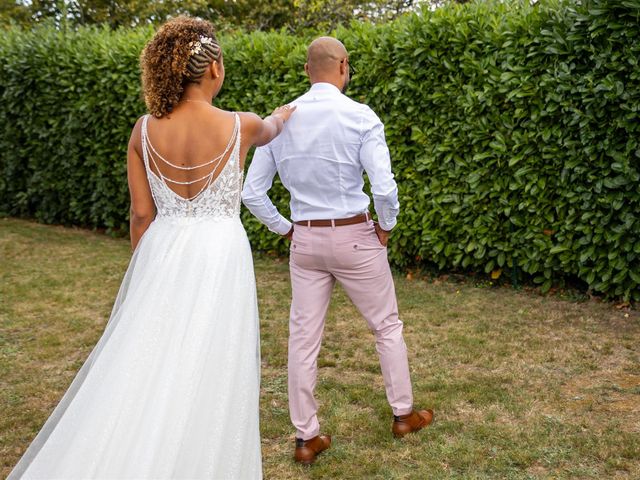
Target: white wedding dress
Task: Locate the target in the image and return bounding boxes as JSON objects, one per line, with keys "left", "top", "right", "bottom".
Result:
{"left": 9, "top": 114, "right": 263, "bottom": 479}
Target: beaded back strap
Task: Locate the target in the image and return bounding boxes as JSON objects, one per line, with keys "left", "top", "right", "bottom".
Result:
{"left": 141, "top": 114, "right": 239, "bottom": 202}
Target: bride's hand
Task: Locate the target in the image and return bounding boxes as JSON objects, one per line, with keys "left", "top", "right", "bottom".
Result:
{"left": 272, "top": 104, "right": 296, "bottom": 123}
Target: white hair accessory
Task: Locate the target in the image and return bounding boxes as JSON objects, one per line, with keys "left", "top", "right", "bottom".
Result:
{"left": 188, "top": 36, "right": 216, "bottom": 56}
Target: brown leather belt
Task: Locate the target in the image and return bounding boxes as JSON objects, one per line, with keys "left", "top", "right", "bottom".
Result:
{"left": 294, "top": 213, "right": 370, "bottom": 227}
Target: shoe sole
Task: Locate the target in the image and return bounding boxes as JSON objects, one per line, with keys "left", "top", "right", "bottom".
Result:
{"left": 393, "top": 425, "right": 424, "bottom": 439}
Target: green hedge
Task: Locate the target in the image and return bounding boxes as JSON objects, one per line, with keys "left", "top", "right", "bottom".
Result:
{"left": 0, "top": 26, "right": 150, "bottom": 230}
{"left": 1, "top": 0, "right": 639, "bottom": 300}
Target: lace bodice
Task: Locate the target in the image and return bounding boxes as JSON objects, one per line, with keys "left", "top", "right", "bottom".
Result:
{"left": 141, "top": 114, "right": 243, "bottom": 220}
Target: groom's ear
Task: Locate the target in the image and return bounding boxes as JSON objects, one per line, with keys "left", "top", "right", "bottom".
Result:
{"left": 304, "top": 63, "right": 310, "bottom": 77}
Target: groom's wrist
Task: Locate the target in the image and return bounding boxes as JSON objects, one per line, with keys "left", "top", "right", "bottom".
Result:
{"left": 271, "top": 219, "right": 293, "bottom": 236}
{"left": 283, "top": 225, "right": 294, "bottom": 238}
{"left": 378, "top": 219, "right": 396, "bottom": 232}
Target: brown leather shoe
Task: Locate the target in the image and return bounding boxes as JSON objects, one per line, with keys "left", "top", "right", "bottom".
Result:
{"left": 392, "top": 409, "right": 434, "bottom": 438}
{"left": 294, "top": 434, "right": 331, "bottom": 465}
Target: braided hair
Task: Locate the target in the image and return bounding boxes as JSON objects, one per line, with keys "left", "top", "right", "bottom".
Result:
{"left": 140, "top": 16, "right": 222, "bottom": 118}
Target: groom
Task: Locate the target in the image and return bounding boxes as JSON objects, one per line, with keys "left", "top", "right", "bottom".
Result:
{"left": 242, "top": 36, "right": 433, "bottom": 465}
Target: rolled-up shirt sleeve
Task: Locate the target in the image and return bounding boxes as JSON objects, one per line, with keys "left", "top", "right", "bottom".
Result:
{"left": 241, "top": 145, "right": 292, "bottom": 235}
{"left": 359, "top": 108, "right": 400, "bottom": 231}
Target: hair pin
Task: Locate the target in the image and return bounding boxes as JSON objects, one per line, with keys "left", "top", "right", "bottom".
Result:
{"left": 188, "top": 36, "right": 216, "bottom": 56}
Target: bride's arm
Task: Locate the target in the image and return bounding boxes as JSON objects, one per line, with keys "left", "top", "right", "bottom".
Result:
{"left": 239, "top": 105, "right": 296, "bottom": 150}
{"left": 127, "top": 118, "right": 156, "bottom": 251}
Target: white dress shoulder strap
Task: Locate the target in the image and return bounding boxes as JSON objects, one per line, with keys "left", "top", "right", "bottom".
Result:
{"left": 232, "top": 113, "right": 242, "bottom": 171}
{"left": 140, "top": 114, "right": 152, "bottom": 172}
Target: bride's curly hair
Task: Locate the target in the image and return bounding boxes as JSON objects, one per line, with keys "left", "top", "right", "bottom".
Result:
{"left": 140, "top": 16, "right": 222, "bottom": 118}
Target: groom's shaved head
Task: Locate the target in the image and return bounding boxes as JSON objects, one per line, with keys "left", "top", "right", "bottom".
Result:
{"left": 306, "top": 37, "right": 348, "bottom": 77}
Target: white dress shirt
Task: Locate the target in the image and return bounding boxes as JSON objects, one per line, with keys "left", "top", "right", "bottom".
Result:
{"left": 241, "top": 82, "right": 399, "bottom": 235}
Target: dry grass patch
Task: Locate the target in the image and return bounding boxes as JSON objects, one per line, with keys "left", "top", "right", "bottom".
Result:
{"left": 1, "top": 217, "right": 639, "bottom": 479}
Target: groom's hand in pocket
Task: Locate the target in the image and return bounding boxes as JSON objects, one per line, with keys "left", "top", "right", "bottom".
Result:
{"left": 283, "top": 225, "right": 294, "bottom": 241}
{"left": 374, "top": 222, "right": 390, "bottom": 247}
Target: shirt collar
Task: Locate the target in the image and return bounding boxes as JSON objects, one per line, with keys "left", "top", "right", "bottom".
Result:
{"left": 309, "top": 82, "right": 342, "bottom": 95}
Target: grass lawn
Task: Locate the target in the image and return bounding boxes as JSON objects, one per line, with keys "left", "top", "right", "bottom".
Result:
{"left": 1, "top": 217, "right": 639, "bottom": 479}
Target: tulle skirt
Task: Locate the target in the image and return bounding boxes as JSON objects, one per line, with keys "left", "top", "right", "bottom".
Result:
{"left": 9, "top": 215, "right": 262, "bottom": 479}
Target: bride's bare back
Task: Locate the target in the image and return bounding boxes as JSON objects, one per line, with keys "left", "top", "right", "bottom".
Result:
{"left": 145, "top": 104, "right": 243, "bottom": 200}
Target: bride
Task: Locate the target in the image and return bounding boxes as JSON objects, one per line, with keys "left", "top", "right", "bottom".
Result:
{"left": 9, "top": 16, "right": 294, "bottom": 479}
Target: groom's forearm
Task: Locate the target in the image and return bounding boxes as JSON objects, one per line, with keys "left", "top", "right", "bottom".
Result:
{"left": 372, "top": 187, "right": 399, "bottom": 231}
{"left": 241, "top": 194, "right": 292, "bottom": 235}
{"left": 242, "top": 146, "right": 292, "bottom": 235}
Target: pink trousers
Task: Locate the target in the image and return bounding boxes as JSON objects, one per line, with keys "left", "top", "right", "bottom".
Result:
{"left": 288, "top": 220, "right": 414, "bottom": 440}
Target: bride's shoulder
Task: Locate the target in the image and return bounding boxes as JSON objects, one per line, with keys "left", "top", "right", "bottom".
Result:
{"left": 236, "top": 111, "right": 265, "bottom": 133}
{"left": 131, "top": 114, "right": 151, "bottom": 133}
{"left": 128, "top": 115, "right": 148, "bottom": 149}
{"left": 236, "top": 111, "right": 260, "bottom": 123}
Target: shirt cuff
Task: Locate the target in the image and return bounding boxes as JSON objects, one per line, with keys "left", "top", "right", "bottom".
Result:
{"left": 378, "top": 217, "right": 397, "bottom": 231}
{"left": 269, "top": 217, "right": 293, "bottom": 236}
